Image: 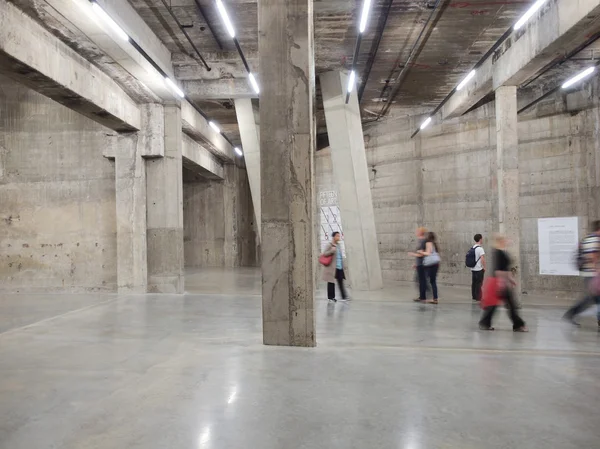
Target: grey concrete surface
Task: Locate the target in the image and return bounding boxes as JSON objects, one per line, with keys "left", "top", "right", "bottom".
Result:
{"left": 259, "top": 0, "right": 316, "bottom": 346}
{"left": 321, "top": 70, "right": 383, "bottom": 291}
{"left": 1, "top": 268, "right": 599, "bottom": 449}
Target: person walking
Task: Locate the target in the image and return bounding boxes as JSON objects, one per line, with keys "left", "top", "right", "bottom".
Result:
{"left": 470, "top": 234, "right": 486, "bottom": 302}
{"left": 479, "top": 234, "right": 528, "bottom": 332}
{"left": 409, "top": 227, "right": 427, "bottom": 302}
{"left": 420, "top": 232, "right": 441, "bottom": 304}
{"left": 321, "top": 232, "right": 348, "bottom": 302}
{"left": 563, "top": 220, "right": 600, "bottom": 327}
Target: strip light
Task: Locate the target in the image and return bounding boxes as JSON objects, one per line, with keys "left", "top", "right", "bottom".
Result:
{"left": 514, "top": 0, "right": 548, "bottom": 31}
{"left": 456, "top": 69, "right": 476, "bottom": 91}
{"left": 164, "top": 77, "right": 185, "bottom": 98}
{"left": 234, "top": 147, "right": 243, "bottom": 156}
{"left": 420, "top": 117, "right": 432, "bottom": 130}
{"left": 209, "top": 121, "right": 221, "bottom": 133}
{"left": 347, "top": 70, "right": 356, "bottom": 93}
{"left": 562, "top": 66, "right": 596, "bottom": 89}
{"left": 216, "top": 0, "right": 236, "bottom": 38}
{"left": 359, "top": 0, "right": 373, "bottom": 33}
{"left": 248, "top": 73, "right": 260, "bottom": 94}
{"left": 92, "top": 2, "right": 129, "bottom": 41}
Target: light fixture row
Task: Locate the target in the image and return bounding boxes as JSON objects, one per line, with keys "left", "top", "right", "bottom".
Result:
{"left": 346, "top": 0, "right": 373, "bottom": 94}
{"left": 89, "top": 0, "right": 243, "bottom": 157}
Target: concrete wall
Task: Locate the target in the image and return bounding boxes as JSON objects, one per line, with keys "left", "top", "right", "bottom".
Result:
{"left": 0, "top": 75, "right": 117, "bottom": 292}
{"left": 316, "top": 79, "right": 600, "bottom": 295}
{"left": 183, "top": 165, "right": 257, "bottom": 268}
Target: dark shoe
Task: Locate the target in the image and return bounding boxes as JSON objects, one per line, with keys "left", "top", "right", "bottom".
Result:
{"left": 328, "top": 298, "right": 337, "bottom": 303}
{"left": 513, "top": 326, "right": 529, "bottom": 333}
{"left": 413, "top": 298, "right": 425, "bottom": 302}
{"left": 479, "top": 325, "right": 495, "bottom": 331}
{"left": 562, "top": 314, "right": 580, "bottom": 326}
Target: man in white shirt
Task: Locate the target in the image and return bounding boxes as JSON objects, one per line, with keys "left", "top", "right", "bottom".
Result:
{"left": 471, "top": 234, "right": 486, "bottom": 301}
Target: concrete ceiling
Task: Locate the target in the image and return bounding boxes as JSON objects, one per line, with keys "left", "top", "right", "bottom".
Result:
{"left": 7, "top": 0, "right": 597, "bottom": 146}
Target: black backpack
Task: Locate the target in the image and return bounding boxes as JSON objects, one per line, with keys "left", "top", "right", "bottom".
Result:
{"left": 465, "top": 246, "right": 481, "bottom": 268}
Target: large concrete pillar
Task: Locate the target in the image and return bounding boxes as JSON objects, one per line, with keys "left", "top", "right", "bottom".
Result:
{"left": 320, "top": 70, "right": 383, "bottom": 291}
{"left": 115, "top": 133, "right": 147, "bottom": 293}
{"left": 234, "top": 98, "right": 261, "bottom": 242}
{"left": 495, "top": 86, "right": 521, "bottom": 286}
{"left": 146, "top": 105, "right": 184, "bottom": 293}
{"left": 259, "top": 0, "right": 316, "bottom": 346}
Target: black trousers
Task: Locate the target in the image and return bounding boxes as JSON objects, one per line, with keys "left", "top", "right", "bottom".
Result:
{"left": 479, "top": 287, "right": 525, "bottom": 330}
{"left": 327, "top": 269, "right": 347, "bottom": 300}
{"left": 471, "top": 270, "right": 485, "bottom": 300}
{"left": 426, "top": 264, "right": 439, "bottom": 299}
{"left": 416, "top": 265, "right": 427, "bottom": 300}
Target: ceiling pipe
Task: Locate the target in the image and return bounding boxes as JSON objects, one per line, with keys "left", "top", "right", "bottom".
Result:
{"left": 193, "top": 0, "right": 225, "bottom": 50}
{"left": 158, "top": 0, "right": 212, "bottom": 71}
{"left": 376, "top": 0, "right": 444, "bottom": 119}
{"left": 358, "top": 0, "right": 394, "bottom": 103}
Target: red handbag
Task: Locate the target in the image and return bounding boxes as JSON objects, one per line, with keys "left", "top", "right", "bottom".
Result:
{"left": 481, "top": 277, "right": 502, "bottom": 309}
{"left": 319, "top": 254, "right": 333, "bottom": 266}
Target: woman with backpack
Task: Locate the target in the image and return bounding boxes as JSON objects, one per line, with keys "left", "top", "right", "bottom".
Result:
{"left": 419, "top": 232, "right": 441, "bottom": 304}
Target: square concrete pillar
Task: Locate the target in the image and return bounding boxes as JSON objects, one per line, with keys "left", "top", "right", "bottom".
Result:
{"left": 259, "top": 0, "right": 316, "bottom": 346}
{"left": 496, "top": 86, "right": 521, "bottom": 286}
{"left": 320, "top": 70, "right": 383, "bottom": 291}
{"left": 146, "top": 105, "right": 184, "bottom": 293}
{"left": 115, "top": 132, "right": 147, "bottom": 293}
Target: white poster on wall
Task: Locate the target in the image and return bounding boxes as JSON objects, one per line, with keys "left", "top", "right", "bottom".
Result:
{"left": 318, "top": 190, "right": 345, "bottom": 257}
{"left": 538, "top": 217, "right": 579, "bottom": 276}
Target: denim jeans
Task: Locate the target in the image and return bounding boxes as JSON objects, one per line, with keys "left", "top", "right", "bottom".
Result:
{"left": 565, "top": 277, "right": 600, "bottom": 320}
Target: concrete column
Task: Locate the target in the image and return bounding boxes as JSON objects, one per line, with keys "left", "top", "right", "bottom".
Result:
{"left": 495, "top": 86, "right": 521, "bottom": 286}
{"left": 234, "top": 98, "right": 261, "bottom": 242}
{"left": 320, "top": 71, "right": 383, "bottom": 291}
{"left": 146, "top": 105, "right": 184, "bottom": 293}
{"left": 259, "top": 0, "right": 316, "bottom": 346}
{"left": 115, "top": 133, "right": 147, "bottom": 293}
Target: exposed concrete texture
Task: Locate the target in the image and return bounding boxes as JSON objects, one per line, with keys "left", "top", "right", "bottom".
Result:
{"left": 443, "top": 0, "right": 600, "bottom": 119}
{"left": 496, "top": 86, "right": 521, "bottom": 285}
{"left": 114, "top": 133, "right": 147, "bottom": 293}
{"left": 0, "top": 75, "right": 117, "bottom": 292}
{"left": 0, "top": 0, "right": 140, "bottom": 132}
{"left": 320, "top": 71, "right": 383, "bottom": 291}
{"left": 259, "top": 0, "right": 316, "bottom": 346}
{"left": 146, "top": 106, "right": 184, "bottom": 293}
{"left": 181, "top": 101, "right": 235, "bottom": 162}
{"left": 322, "top": 79, "right": 600, "bottom": 296}
{"left": 181, "top": 133, "right": 224, "bottom": 180}
{"left": 234, "top": 98, "right": 261, "bottom": 241}
{"left": 182, "top": 79, "right": 258, "bottom": 100}
{"left": 183, "top": 166, "right": 257, "bottom": 269}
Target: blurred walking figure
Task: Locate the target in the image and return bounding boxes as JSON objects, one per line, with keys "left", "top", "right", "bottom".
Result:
{"left": 468, "top": 234, "right": 486, "bottom": 302}
{"left": 409, "top": 227, "right": 428, "bottom": 302}
{"left": 563, "top": 220, "right": 600, "bottom": 327}
{"left": 321, "top": 232, "right": 348, "bottom": 302}
{"left": 420, "top": 232, "right": 441, "bottom": 304}
{"left": 479, "top": 234, "right": 528, "bottom": 332}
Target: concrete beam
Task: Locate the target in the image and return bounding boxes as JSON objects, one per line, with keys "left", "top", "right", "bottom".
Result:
{"left": 40, "top": 0, "right": 176, "bottom": 101}
{"left": 182, "top": 133, "right": 225, "bottom": 180}
{"left": 182, "top": 79, "right": 258, "bottom": 100}
{"left": 173, "top": 52, "right": 254, "bottom": 80}
{"left": 234, "top": 98, "right": 261, "bottom": 241}
{"left": 443, "top": 0, "right": 600, "bottom": 119}
{"left": 181, "top": 101, "right": 235, "bottom": 162}
{"left": 0, "top": 0, "right": 140, "bottom": 132}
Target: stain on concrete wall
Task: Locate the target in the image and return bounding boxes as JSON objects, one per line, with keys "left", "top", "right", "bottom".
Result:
{"left": 317, "top": 79, "right": 600, "bottom": 295}
{"left": 0, "top": 75, "right": 117, "bottom": 292}
{"left": 183, "top": 165, "right": 257, "bottom": 268}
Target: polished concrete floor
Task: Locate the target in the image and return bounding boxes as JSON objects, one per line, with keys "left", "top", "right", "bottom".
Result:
{"left": 1, "top": 269, "right": 599, "bottom": 449}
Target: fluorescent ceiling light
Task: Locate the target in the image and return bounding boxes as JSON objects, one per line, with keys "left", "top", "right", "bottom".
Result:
{"left": 216, "top": 0, "right": 236, "bottom": 38}
{"left": 456, "top": 69, "right": 476, "bottom": 91}
{"left": 420, "top": 117, "right": 432, "bottom": 130}
{"left": 359, "top": 0, "right": 372, "bottom": 33}
{"left": 164, "top": 77, "right": 184, "bottom": 98}
{"left": 209, "top": 121, "right": 221, "bottom": 133}
{"left": 347, "top": 70, "right": 356, "bottom": 93}
{"left": 562, "top": 66, "right": 596, "bottom": 89}
{"left": 514, "top": 0, "right": 548, "bottom": 31}
{"left": 248, "top": 73, "right": 260, "bottom": 94}
{"left": 91, "top": 2, "right": 129, "bottom": 41}
{"left": 234, "top": 147, "right": 243, "bottom": 157}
